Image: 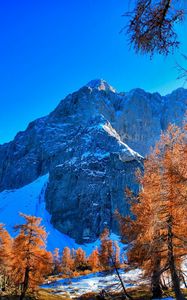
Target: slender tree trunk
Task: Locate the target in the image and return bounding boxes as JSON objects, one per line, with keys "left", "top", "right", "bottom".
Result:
{"left": 20, "top": 266, "right": 30, "bottom": 300}
{"left": 115, "top": 266, "right": 132, "bottom": 299}
{"left": 111, "top": 256, "right": 132, "bottom": 299}
{"left": 151, "top": 256, "right": 162, "bottom": 299}
{"left": 167, "top": 216, "right": 185, "bottom": 300}
{"left": 151, "top": 230, "right": 162, "bottom": 299}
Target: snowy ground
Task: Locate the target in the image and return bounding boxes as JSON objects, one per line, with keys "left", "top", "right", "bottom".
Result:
{"left": 41, "top": 269, "right": 174, "bottom": 299}
{"left": 42, "top": 269, "right": 142, "bottom": 297}
{"left": 0, "top": 174, "right": 122, "bottom": 253}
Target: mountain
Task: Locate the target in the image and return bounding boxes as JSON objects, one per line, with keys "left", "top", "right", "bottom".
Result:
{"left": 0, "top": 79, "right": 186, "bottom": 243}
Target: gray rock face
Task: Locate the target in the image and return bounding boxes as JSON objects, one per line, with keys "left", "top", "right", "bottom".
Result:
{"left": 0, "top": 79, "right": 187, "bottom": 242}
{"left": 45, "top": 118, "right": 142, "bottom": 243}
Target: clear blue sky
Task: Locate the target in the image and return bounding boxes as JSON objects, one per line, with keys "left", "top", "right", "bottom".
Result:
{"left": 0, "top": 0, "right": 186, "bottom": 144}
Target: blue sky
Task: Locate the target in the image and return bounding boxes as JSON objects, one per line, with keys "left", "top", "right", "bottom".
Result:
{"left": 0, "top": 0, "right": 187, "bottom": 144}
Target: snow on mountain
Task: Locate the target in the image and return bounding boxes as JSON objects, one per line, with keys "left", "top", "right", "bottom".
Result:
{"left": 0, "top": 80, "right": 186, "bottom": 243}
{"left": 0, "top": 174, "right": 77, "bottom": 251}
{"left": 102, "top": 122, "right": 143, "bottom": 162}
{"left": 86, "top": 79, "right": 116, "bottom": 93}
{"left": 0, "top": 174, "right": 123, "bottom": 253}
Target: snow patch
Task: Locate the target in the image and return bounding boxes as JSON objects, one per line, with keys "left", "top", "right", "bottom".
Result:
{"left": 42, "top": 268, "right": 142, "bottom": 297}
{"left": 0, "top": 176, "right": 123, "bottom": 254}
{"left": 103, "top": 122, "right": 143, "bottom": 162}
{"left": 81, "top": 150, "right": 110, "bottom": 160}
{"left": 86, "top": 79, "right": 116, "bottom": 93}
{"left": 103, "top": 122, "right": 121, "bottom": 141}
{"left": 0, "top": 175, "right": 77, "bottom": 251}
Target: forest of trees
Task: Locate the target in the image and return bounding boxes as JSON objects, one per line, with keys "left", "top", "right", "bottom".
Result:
{"left": 0, "top": 216, "right": 121, "bottom": 299}
{"left": 0, "top": 214, "right": 53, "bottom": 299}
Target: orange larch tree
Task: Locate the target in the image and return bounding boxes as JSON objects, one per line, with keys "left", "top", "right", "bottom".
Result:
{"left": 52, "top": 248, "right": 62, "bottom": 275}
{"left": 88, "top": 248, "right": 100, "bottom": 271}
{"left": 0, "top": 224, "right": 12, "bottom": 291}
{"left": 99, "top": 229, "right": 121, "bottom": 269}
{"left": 11, "top": 213, "right": 52, "bottom": 300}
{"left": 61, "top": 247, "right": 74, "bottom": 276}
{"left": 118, "top": 158, "right": 164, "bottom": 298}
{"left": 99, "top": 228, "right": 113, "bottom": 270}
{"left": 118, "top": 124, "right": 187, "bottom": 300}
{"left": 74, "top": 247, "right": 87, "bottom": 271}
{"left": 157, "top": 124, "right": 187, "bottom": 300}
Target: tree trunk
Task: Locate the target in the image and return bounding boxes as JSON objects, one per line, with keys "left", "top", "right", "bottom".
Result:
{"left": 20, "top": 266, "right": 30, "bottom": 300}
{"left": 110, "top": 254, "right": 132, "bottom": 299}
{"left": 167, "top": 216, "right": 185, "bottom": 300}
{"left": 113, "top": 261, "right": 133, "bottom": 299}
{"left": 151, "top": 229, "right": 163, "bottom": 299}
{"left": 151, "top": 257, "right": 162, "bottom": 299}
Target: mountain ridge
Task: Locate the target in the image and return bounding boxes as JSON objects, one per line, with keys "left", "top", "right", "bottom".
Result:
{"left": 0, "top": 80, "right": 186, "bottom": 242}
{"left": 2, "top": 80, "right": 186, "bottom": 146}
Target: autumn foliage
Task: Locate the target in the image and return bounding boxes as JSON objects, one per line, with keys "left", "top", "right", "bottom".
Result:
{"left": 0, "top": 214, "right": 54, "bottom": 299}
{"left": 0, "top": 213, "right": 122, "bottom": 299}
{"left": 60, "top": 230, "right": 121, "bottom": 275}
{"left": 99, "top": 228, "right": 120, "bottom": 270}
{"left": 0, "top": 224, "right": 12, "bottom": 291}
{"left": 61, "top": 246, "right": 75, "bottom": 276}
{"left": 118, "top": 124, "right": 187, "bottom": 300}
{"left": 11, "top": 214, "right": 53, "bottom": 299}
{"left": 88, "top": 248, "right": 100, "bottom": 271}
{"left": 53, "top": 248, "right": 62, "bottom": 274}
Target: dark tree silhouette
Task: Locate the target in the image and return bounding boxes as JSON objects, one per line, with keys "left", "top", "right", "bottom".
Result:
{"left": 123, "top": 0, "right": 185, "bottom": 55}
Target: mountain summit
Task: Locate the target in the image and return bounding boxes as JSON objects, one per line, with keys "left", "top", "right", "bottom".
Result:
{"left": 86, "top": 79, "right": 116, "bottom": 93}
{"left": 0, "top": 81, "right": 186, "bottom": 243}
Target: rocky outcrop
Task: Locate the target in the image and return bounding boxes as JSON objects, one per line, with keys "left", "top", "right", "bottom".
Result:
{"left": 0, "top": 79, "right": 186, "bottom": 242}
{"left": 45, "top": 119, "right": 142, "bottom": 243}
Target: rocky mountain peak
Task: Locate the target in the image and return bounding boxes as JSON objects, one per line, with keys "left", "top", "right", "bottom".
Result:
{"left": 86, "top": 79, "right": 116, "bottom": 93}
{"left": 0, "top": 82, "right": 187, "bottom": 243}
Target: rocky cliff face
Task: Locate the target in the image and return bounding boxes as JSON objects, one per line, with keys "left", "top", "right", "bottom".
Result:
{"left": 45, "top": 118, "right": 142, "bottom": 243}
{"left": 0, "top": 79, "right": 186, "bottom": 242}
